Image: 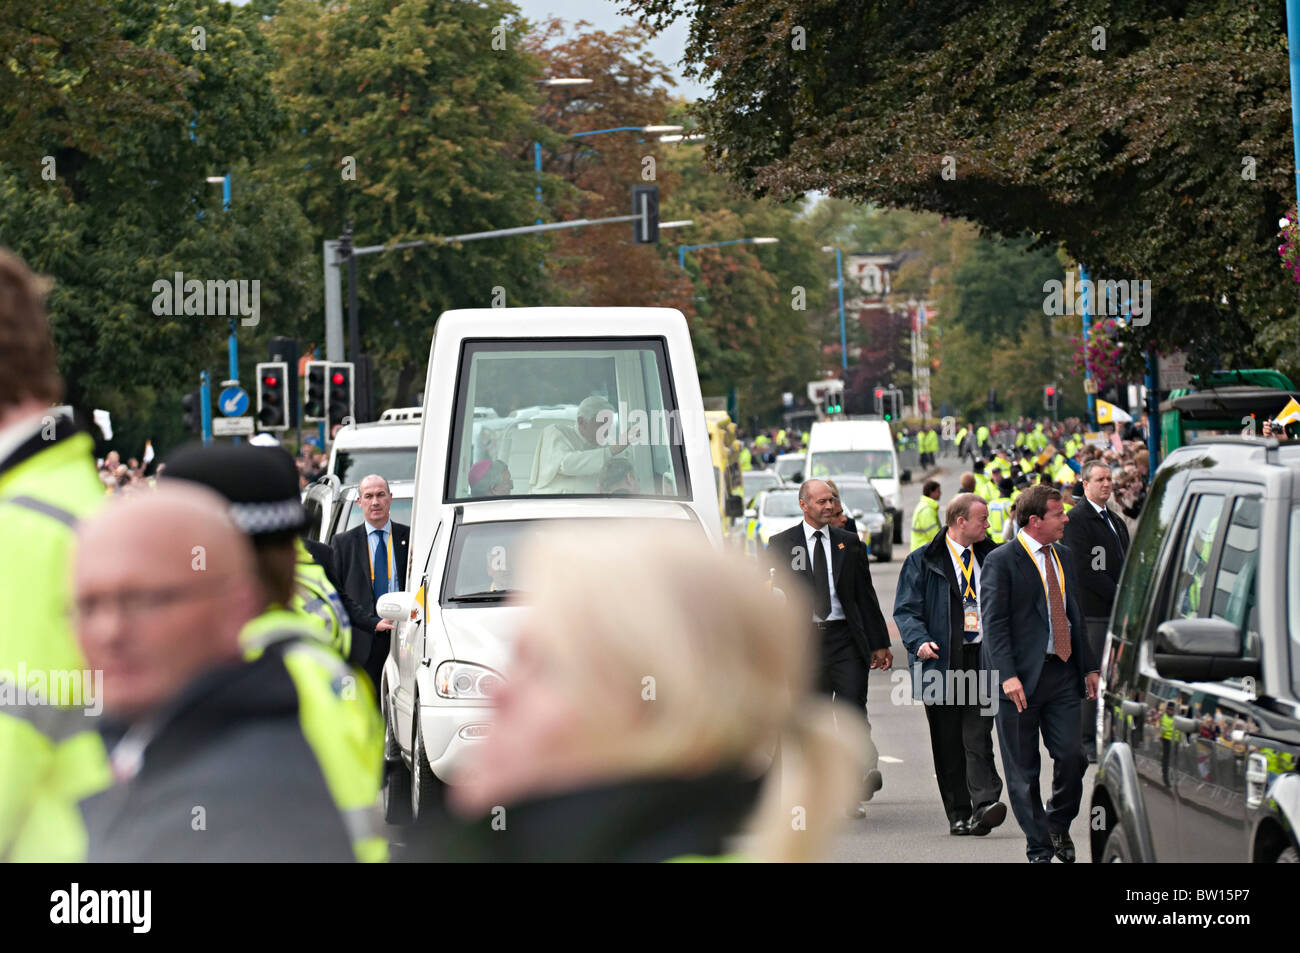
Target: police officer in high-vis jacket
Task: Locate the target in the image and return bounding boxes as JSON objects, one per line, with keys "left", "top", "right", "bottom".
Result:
{"left": 162, "top": 443, "right": 387, "bottom": 862}
{"left": 0, "top": 249, "right": 111, "bottom": 861}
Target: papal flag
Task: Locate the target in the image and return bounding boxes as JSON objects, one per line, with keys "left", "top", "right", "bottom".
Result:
{"left": 1275, "top": 397, "right": 1300, "bottom": 427}
{"left": 1096, "top": 399, "right": 1132, "bottom": 425}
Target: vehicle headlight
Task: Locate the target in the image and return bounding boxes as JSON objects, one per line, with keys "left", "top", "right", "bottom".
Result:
{"left": 435, "top": 661, "right": 505, "bottom": 700}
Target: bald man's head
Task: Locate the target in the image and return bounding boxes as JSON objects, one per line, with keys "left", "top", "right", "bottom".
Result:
{"left": 73, "top": 483, "right": 262, "bottom": 722}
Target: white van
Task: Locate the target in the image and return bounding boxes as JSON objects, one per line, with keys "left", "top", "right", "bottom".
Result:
{"left": 327, "top": 419, "right": 421, "bottom": 486}
{"left": 806, "top": 419, "right": 906, "bottom": 543}
{"left": 376, "top": 307, "right": 722, "bottom": 821}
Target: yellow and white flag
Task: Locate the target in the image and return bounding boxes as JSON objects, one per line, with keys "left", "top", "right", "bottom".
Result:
{"left": 1275, "top": 397, "right": 1300, "bottom": 427}
{"left": 1096, "top": 399, "right": 1132, "bottom": 425}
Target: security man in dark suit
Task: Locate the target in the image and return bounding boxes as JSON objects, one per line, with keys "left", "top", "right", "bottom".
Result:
{"left": 331, "top": 474, "right": 409, "bottom": 702}
{"left": 980, "top": 483, "right": 1099, "bottom": 863}
{"left": 1060, "top": 460, "right": 1129, "bottom": 761}
{"left": 893, "top": 493, "right": 1006, "bottom": 837}
{"left": 768, "top": 479, "right": 893, "bottom": 818}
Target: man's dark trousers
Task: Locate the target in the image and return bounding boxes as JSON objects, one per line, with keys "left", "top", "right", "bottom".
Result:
{"left": 995, "top": 654, "right": 1086, "bottom": 862}
{"left": 924, "top": 642, "right": 1002, "bottom": 824}
{"left": 1080, "top": 617, "right": 1108, "bottom": 754}
{"left": 815, "top": 619, "right": 877, "bottom": 777}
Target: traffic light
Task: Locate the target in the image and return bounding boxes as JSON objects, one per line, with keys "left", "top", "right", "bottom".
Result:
{"left": 304, "top": 361, "right": 328, "bottom": 422}
{"left": 1044, "top": 384, "right": 1056, "bottom": 411}
{"left": 632, "top": 185, "right": 659, "bottom": 243}
{"left": 181, "top": 389, "right": 202, "bottom": 435}
{"left": 328, "top": 362, "right": 355, "bottom": 425}
{"left": 255, "top": 361, "right": 289, "bottom": 431}
{"left": 268, "top": 336, "right": 300, "bottom": 426}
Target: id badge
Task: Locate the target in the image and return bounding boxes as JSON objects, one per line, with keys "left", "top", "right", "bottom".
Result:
{"left": 963, "top": 597, "right": 979, "bottom": 633}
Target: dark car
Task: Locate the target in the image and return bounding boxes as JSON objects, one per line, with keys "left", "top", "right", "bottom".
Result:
{"left": 1090, "top": 436, "right": 1300, "bottom": 863}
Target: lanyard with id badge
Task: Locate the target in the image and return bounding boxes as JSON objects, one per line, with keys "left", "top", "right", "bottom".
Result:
{"left": 945, "top": 537, "right": 979, "bottom": 638}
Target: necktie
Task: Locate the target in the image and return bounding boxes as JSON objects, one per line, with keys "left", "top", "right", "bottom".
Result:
{"left": 372, "top": 530, "right": 388, "bottom": 603}
{"left": 1043, "top": 546, "right": 1071, "bottom": 661}
{"left": 1102, "top": 508, "right": 1125, "bottom": 552}
{"left": 811, "top": 531, "right": 831, "bottom": 621}
{"left": 960, "top": 547, "right": 975, "bottom": 598}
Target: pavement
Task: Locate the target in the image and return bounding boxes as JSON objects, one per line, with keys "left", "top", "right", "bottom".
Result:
{"left": 824, "top": 458, "right": 1099, "bottom": 862}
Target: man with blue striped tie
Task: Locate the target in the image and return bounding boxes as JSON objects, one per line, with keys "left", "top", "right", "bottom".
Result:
{"left": 332, "top": 474, "right": 409, "bottom": 703}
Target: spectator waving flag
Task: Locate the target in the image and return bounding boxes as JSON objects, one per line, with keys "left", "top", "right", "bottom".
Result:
{"left": 1096, "top": 399, "right": 1132, "bottom": 425}
{"left": 1275, "top": 397, "right": 1300, "bottom": 427}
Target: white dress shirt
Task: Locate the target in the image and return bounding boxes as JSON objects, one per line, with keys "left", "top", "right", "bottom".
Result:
{"left": 1017, "top": 529, "right": 1068, "bottom": 654}
{"left": 1088, "top": 497, "right": 1121, "bottom": 541}
{"left": 802, "top": 519, "right": 844, "bottom": 622}
{"left": 944, "top": 531, "right": 982, "bottom": 643}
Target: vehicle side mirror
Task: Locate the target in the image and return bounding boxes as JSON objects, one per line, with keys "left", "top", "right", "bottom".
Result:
{"left": 377, "top": 590, "right": 415, "bottom": 623}
{"left": 792, "top": 471, "right": 803, "bottom": 483}
{"left": 1153, "top": 618, "right": 1261, "bottom": 682}
{"left": 725, "top": 495, "right": 744, "bottom": 519}
{"left": 900, "top": 469, "right": 912, "bottom": 483}
{"left": 744, "top": 508, "right": 757, "bottom": 519}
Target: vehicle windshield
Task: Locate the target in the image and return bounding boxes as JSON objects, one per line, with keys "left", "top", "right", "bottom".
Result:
{"left": 332, "top": 448, "right": 418, "bottom": 486}
{"left": 808, "top": 450, "right": 895, "bottom": 480}
{"left": 743, "top": 471, "right": 781, "bottom": 498}
{"left": 761, "top": 491, "right": 802, "bottom": 518}
{"left": 448, "top": 340, "right": 687, "bottom": 501}
{"left": 339, "top": 497, "right": 413, "bottom": 537}
{"left": 444, "top": 518, "right": 704, "bottom": 602}
{"left": 775, "top": 457, "right": 805, "bottom": 480}
{"left": 837, "top": 485, "right": 883, "bottom": 514}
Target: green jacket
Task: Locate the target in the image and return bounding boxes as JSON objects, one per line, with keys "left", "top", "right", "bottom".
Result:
{"left": 0, "top": 422, "right": 110, "bottom": 860}
{"left": 910, "top": 496, "right": 941, "bottom": 551}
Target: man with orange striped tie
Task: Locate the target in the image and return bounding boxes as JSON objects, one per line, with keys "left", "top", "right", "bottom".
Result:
{"left": 979, "top": 484, "right": 1099, "bottom": 863}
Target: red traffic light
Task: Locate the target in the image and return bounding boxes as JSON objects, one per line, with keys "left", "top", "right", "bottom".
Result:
{"left": 875, "top": 389, "right": 884, "bottom": 399}
{"left": 331, "top": 371, "right": 345, "bottom": 385}
{"left": 263, "top": 375, "right": 278, "bottom": 387}
{"left": 1045, "top": 386, "right": 1055, "bottom": 397}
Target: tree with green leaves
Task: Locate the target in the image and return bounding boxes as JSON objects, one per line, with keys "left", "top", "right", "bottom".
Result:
{"left": 620, "top": 0, "right": 1300, "bottom": 381}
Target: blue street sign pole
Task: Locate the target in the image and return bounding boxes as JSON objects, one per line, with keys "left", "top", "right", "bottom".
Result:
{"left": 228, "top": 320, "right": 241, "bottom": 445}
{"left": 835, "top": 246, "right": 847, "bottom": 372}
{"left": 200, "top": 370, "right": 213, "bottom": 446}
{"left": 1288, "top": 0, "right": 1300, "bottom": 214}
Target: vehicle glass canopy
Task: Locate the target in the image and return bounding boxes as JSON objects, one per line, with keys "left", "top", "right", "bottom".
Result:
{"left": 448, "top": 340, "right": 686, "bottom": 502}
{"left": 809, "top": 450, "right": 895, "bottom": 480}
{"left": 333, "top": 448, "right": 418, "bottom": 486}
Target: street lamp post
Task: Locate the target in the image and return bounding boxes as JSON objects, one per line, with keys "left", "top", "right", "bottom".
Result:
{"left": 821, "top": 246, "right": 847, "bottom": 372}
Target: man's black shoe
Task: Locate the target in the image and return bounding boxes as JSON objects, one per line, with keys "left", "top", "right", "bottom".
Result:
{"left": 1085, "top": 746, "right": 1098, "bottom": 765}
{"left": 969, "top": 801, "right": 1007, "bottom": 836}
{"left": 1029, "top": 855, "right": 1052, "bottom": 863}
{"left": 1050, "top": 832, "right": 1076, "bottom": 863}
{"left": 949, "top": 818, "right": 972, "bottom": 836}
{"left": 862, "top": 769, "right": 883, "bottom": 802}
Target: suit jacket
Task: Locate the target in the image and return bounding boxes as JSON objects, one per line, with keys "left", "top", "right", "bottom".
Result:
{"left": 1060, "top": 499, "right": 1129, "bottom": 620}
{"left": 893, "top": 531, "right": 998, "bottom": 702}
{"left": 303, "top": 537, "right": 372, "bottom": 668}
{"left": 331, "top": 521, "right": 410, "bottom": 634}
{"left": 767, "top": 522, "right": 891, "bottom": 664}
{"left": 979, "top": 532, "right": 1098, "bottom": 701}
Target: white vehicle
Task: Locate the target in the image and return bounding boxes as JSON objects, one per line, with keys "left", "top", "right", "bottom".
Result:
{"left": 806, "top": 420, "right": 906, "bottom": 544}
{"left": 327, "top": 418, "right": 421, "bottom": 486}
{"left": 773, "top": 451, "right": 806, "bottom": 484}
{"left": 743, "top": 487, "right": 804, "bottom": 553}
{"left": 377, "top": 307, "right": 722, "bottom": 821}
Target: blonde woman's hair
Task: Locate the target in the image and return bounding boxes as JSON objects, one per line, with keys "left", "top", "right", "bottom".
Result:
{"left": 514, "top": 523, "right": 867, "bottom": 862}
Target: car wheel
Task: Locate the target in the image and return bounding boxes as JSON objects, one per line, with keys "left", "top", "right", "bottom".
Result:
{"left": 877, "top": 540, "right": 892, "bottom": 562}
{"left": 1100, "top": 818, "right": 1133, "bottom": 863}
{"left": 892, "top": 513, "right": 903, "bottom": 545}
{"left": 1278, "top": 847, "right": 1299, "bottom": 863}
{"left": 410, "top": 700, "right": 445, "bottom": 822}
{"left": 381, "top": 686, "right": 412, "bottom": 825}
